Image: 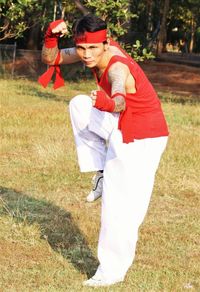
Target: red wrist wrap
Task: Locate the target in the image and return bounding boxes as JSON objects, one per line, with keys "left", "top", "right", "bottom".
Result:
{"left": 38, "top": 51, "right": 64, "bottom": 89}
{"left": 94, "top": 91, "right": 115, "bottom": 112}
{"left": 111, "top": 92, "right": 126, "bottom": 99}
{"left": 45, "top": 19, "right": 64, "bottom": 48}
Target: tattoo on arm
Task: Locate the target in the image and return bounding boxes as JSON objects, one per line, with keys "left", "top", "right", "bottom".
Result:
{"left": 108, "top": 63, "right": 127, "bottom": 112}
{"left": 64, "top": 49, "right": 71, "bottom": 56}
{"left": 42, "top": 46, "right": 59, "bottom": 64}
{"left": 60, "top": 47, "right": 80, "bottom": 64}
{"left": 113, "top": 96, "right": 126, "bottom": 112}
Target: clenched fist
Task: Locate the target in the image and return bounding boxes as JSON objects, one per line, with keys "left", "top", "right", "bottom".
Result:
{"left": 51, "top": 20, "right": 68, "bottom": 37}
{"left": 45, "top": 19, "right": 68, "bottom": 48}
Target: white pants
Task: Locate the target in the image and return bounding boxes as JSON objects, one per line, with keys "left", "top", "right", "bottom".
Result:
{"left": 69, "top": 95, "right": 168, "bottom": 282}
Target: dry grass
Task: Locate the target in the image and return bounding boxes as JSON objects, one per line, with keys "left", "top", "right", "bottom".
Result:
{"left": 0, "top": 78, "right": 200, "bottom": 292}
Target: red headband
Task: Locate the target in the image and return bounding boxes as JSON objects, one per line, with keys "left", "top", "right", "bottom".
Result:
{"left": 74, "top": 29, "right": 107, "bottom": 44}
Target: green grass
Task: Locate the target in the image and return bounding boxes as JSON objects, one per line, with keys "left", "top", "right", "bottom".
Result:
{"left": 0, "top": 79, "right": 200, "bottom": 291}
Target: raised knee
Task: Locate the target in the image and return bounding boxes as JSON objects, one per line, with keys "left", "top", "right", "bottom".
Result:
{"left": 69, "top": 94, "right": 91, "bottom": 112}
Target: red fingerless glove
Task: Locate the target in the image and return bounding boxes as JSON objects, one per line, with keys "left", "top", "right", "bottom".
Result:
{"left": 94, "top": 91, "right": 115, "bottom": 112}
{"left": 44, "top": 19, "right": 64, "bottom": 48}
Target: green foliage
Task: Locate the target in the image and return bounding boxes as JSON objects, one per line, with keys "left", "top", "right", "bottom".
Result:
{"left": 1, "top": 0, "right": 200, "bottom": 52}
{"left": 124, "top": 40, "right": 155, "bottom": 62}
{"left": 0, "top": 0, "right": 43, "bottom": 39}
{"left": 168, "top": 0, "right": 200, "bottom": 51}
{"left": 84, "top": 0, "right": 137, "bottom": 37}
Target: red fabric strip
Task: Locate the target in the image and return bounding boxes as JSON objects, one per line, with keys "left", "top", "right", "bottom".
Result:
{"left": 38, "top": 51, "right": 65, "bottom": 89}
{"left": 54, "top": 64, "right": 65, "bottom": 89}
{"left": 38, "top": 66, "right": 55, "bottom": 88}
{"left": 75, "top": 30, "right": 107, "bottom": 44}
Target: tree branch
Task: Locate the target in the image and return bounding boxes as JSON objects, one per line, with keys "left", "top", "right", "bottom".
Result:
{"left": 0, "top": 19, "right": 9, "bottom": 32}
{"left": 73, "top": 0, "right": 90, "bottom": 15}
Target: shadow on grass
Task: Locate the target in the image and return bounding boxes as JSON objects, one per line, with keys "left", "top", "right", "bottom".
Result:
{"left": 19, "top": 79, "right": 200, "bottom": 105}
{"left": 0, "top": 186, "right": 98, "bottom": 278}
{"left": 16, "top": 82, "right": 70, "bottom": 103}
{"left": 159, "top": 94, "right": 200, "bottom": 105}
{"left": 30, "top": 87, "right": 70, "bottom": 104}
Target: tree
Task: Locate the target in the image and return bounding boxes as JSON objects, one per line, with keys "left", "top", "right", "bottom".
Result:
{"left": 157, "top": 0, "right": 170, "bottom": 54}
{"left": 0, "top": 0, "right": 43, "bottom": 41}
{"left": 167, "top": 0, "right": 200, "bottom": 53}
{"left": 2, "top": 0, "right": 199, "bottom": 53}
{"left": 146, "top": 0, "right": 154, "bottom": 40}
{"left": 183, "top": 0, "right": 200, "bottom": 53}
{"left": 74, "top": 0, "right": 89, "bottom": 15}
{"left": 84, "top": 0, "right": 136, "bottom": 38}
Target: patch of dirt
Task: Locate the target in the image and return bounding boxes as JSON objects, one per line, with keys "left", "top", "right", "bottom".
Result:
{"left": 141, "top": 62, "right": 200, "bottom": 99}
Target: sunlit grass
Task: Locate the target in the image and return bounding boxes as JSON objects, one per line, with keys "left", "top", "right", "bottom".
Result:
{"left": 0, "top": 79, "right": 200, "bottom": 291}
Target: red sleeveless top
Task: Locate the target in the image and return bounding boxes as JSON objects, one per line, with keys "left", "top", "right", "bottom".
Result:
{"left": 93, "top": 40, "right": 169, "bottom": 143}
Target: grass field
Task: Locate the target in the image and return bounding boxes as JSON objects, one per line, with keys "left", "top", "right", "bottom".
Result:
{"left": 0, "top": 78, "right": 200, "bottom": 292}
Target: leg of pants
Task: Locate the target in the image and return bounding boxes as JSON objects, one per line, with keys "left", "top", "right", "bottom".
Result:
{"left": 95, "top": 132, "right": 168, "bottom": 281}
{"left": 69, "top": 94, "right": 118, "bottom": 172}
{"left": 69, "top": 94, "right": 168, "bottom": 281}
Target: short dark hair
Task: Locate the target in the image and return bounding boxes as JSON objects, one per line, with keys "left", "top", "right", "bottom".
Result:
{"left": 72, "top": 14, "right": 107, "bottom": 37}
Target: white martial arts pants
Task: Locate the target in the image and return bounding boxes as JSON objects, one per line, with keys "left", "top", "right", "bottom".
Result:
{"left": 69, "top": 94, "right": 168, "bottom": 282}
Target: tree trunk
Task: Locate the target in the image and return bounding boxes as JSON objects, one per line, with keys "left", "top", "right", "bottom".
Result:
{"left": 61, "top": 6, "right": 65, "bottom": 19}
{"left": 53, "top": 0, "right": 57, "bottom": 21}
{"left": 146, "top": 0, "right": 153, "bottom": 40}
{"left": 157, "top": 0, "right": 170, "bottom": 55}
{"left": 189, "top": 16, "right": 195, "bottom": 53}
{"left": 73, "top": 0, "right": 90, "bottom": 15}
{"left": 27, "top": 24, "right": 41, "bottom": 50}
